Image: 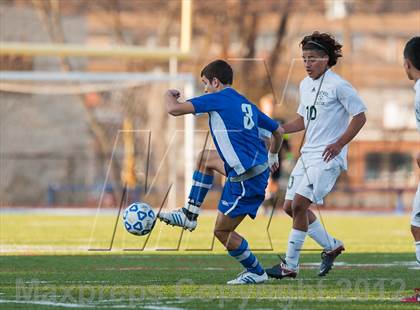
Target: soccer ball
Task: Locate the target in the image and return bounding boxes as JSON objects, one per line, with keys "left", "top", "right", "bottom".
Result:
{"left": 122, "top": 202, "right": 156, "bottom": 236}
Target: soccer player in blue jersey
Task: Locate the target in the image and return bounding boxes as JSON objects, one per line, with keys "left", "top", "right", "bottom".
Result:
{"left": 159, "top": 60, "right": 283, "bottom": 284}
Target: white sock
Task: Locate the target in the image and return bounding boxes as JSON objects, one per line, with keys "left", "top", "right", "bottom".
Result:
{"left": 308, "top": 219, "right": 338, "bottom": 251}
{"left": 285, "top": 229, "right": 307, "bottom": 270}
{"left": 416, "top": 241, "right": 420, "bottom": 265}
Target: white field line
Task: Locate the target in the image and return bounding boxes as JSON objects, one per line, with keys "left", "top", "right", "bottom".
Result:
{"left": 0, "top": 208, "right": 114, "bottom": 215}
{"left": 90, "top": 260, "right": 419, "bottom": 272}
{"left": 0, "top": 243, "right": 418, "bottom": 270}
{"left": 0, "top": 207, "right": 411, "bottom": 217}
{"left": 97, "top": 266, "right": 227, "bottom": 271}
{"left": 0, "top": 295, "right": 405, "bottom": 308}
{"left": 0, "top": 245, "right": 222, "bottom": 253}
{"left": 0, "top": 299, "right": 94, "bottom": 308}
{"left": 142, "top": 306, "right": 185, "bottom": 310}
{"left": 107, "top": 296, "right": 401, "bottom": 301}
{"left": 0, "top": 245, "right": 90, "bottom": 253}
{"left": 304, "top": 261, "right": 420, "bottom": 268}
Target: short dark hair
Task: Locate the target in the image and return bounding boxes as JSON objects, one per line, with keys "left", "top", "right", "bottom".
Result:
{"left": 300, "top": 32, "right": 343, "bottom": 67}
{"left": 200, "top": 60, "right": 233, "bottom": 85}
{"left": 404, "top": 36, "right": 420, "bottom": 70}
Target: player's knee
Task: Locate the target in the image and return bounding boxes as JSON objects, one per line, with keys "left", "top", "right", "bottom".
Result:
{"left": 411, "top": 225, "right": 420, "bottom": 239}
{"left": 196, "top": 150, "right": 208, "bottom": 170}
{"left": 291, "top": 195, "right": 311, "bottom": 216}
{"left": 291, "top": 202, "right": 306, "bottom": 217}
{"left": 283, "top": 201, "right": 293, "bottom": 217}
{"left": 196, "top": 149, "right": 212, "bottom": 171}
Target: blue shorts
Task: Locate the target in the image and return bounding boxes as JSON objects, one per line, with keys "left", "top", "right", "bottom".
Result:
{"left": 218, "top": 169, "right": 269, "bottom": 219}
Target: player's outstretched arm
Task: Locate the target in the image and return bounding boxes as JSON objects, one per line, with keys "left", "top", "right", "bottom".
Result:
{"left": 323, "top": 112, "right": 367, "bottom": 162}
{"left": 165, "top": 89, "right": 195, "bottom": 116}
{"left": 280, "top": 116, "right": 305, "bottom": 134}
{"left": 266, "top": 117, "right": 304, "bottom": 172}
{"left": 268, "top": 127, "right": 284, "bottom": 173}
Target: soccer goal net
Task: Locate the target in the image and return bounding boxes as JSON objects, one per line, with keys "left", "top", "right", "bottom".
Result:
{"left": 0, "top": 70, "right": 196, "bottom": 210}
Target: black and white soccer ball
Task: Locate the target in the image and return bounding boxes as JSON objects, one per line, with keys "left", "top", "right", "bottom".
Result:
{"left": 122, "top": 202, "right": 156, "bottom": 236}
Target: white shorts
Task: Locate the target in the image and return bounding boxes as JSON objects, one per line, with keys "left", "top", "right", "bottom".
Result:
{"left": 285, "top": 155, "right": 342, "bottom": 204}
{"left": 412, "top": 183, "right": 420, "bottom": 228}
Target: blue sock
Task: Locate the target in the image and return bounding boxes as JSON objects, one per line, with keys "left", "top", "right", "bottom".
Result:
{"left": 188, "top": 170, "right": 213, "bottom": 206}
{"left": 228, "top": 239, "right": 264, "bottom": 275}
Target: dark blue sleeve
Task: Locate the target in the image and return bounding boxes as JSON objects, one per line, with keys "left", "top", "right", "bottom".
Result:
{"left": 257, "top": 109, "right": 279, "bottom": 133}
{"left": 188, "top": 93, "right": 221, "bottom": 114}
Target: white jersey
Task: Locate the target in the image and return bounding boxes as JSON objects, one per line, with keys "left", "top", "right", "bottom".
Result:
{"left": 298, "top": 69, "right": 367, "bottom": 170}
{"left": 415, "top": 79, "right": 420, "bottom": 133}
{"left": 413, "top": 79, "right": 420, "bottom": 227}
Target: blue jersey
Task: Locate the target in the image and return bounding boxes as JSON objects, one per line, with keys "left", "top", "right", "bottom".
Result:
{"left": 189, "top": 88, "right": 279, "bottom": 177}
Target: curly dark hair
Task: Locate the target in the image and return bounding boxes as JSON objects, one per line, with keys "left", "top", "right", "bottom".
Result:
{"left": 300, "top": 32, "right": 343, "bottom": 67}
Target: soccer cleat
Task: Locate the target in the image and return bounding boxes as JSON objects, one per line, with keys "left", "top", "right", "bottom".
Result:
{"left": 226, "top": 270, "right": 268, "bottom": 285}
{"left": 157, "top": 208, "right": 197, "bottom": 231}
{"left": 318, "top": 241, "right": 345, "bottom": 277}
{"left": 265, "top": 258, "right": 298, "bottom": 279}
{"left": 401, "top": 288, "right": 420, "bottom": 303}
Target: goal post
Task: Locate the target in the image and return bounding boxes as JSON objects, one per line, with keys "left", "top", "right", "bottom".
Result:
{"left": 0, "top": 0, "right": 195, "bottom": 206}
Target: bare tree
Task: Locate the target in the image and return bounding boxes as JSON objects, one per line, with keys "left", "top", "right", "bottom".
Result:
{"left": 32, "top": 0, "right": 123, "bottom": 202}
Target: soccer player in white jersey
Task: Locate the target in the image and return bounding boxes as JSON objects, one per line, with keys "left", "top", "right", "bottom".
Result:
{"left": 266, "top": 32, "right": 367, "bottom": 279}
{"left": 403, "top": 36, "right": 420, "bottom": 268}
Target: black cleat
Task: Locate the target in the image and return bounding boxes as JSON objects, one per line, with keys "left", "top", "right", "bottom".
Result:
{"left": 318, "top": 244, "right": 345, "bottom": 277}
{"left": 265, "top": 257, "right": 298, "bottom": 279}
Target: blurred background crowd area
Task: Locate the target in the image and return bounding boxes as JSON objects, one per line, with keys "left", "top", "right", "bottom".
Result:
{"left": 0, "top": 0, "right": 419, "bottom": 211}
